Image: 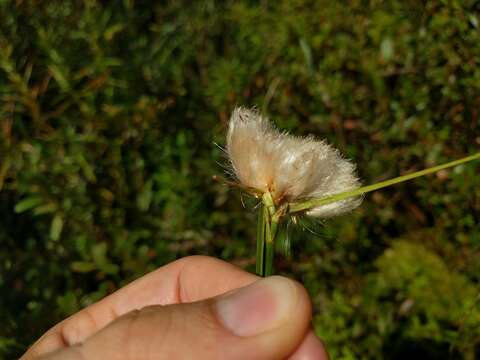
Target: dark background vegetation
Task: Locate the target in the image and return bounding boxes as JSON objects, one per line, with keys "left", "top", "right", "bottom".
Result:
{"left": 1, "top": 0, "right": 480, "bottom": 358}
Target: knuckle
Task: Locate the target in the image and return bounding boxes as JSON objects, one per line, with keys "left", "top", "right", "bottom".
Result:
{"left": 61, "top": 309, "right": 98, "bottom": 346}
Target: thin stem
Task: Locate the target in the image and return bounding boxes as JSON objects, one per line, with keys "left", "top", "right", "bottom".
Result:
{"left": 265, "top": 236, "right": 274, "bottom": 276}
{"left": 265, "top": 212, "right": 279, "bottom": 276}
{"left": 256, "top": 203, "right": 266, "bottom": 276}
{"left": 259, "top": 192, "right": 277, "bottom": 277}
{"left": 289, "top": 152, "right": 480, "bottom": 214}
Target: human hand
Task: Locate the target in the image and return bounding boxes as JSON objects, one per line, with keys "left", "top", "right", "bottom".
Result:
{"left": 21, "top": 256, "right": 328, "bottom": 359}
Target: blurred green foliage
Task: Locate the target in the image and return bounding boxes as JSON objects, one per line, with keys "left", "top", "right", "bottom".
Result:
{"left": 1, "top": 0, "right": 479, "bottom": 358}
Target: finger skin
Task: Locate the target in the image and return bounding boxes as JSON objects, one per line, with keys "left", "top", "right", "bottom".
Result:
{"left": 37, "top": 278, "right": 312, "bottom": 360}
{"left": 22, "top": 256, "right": 327, "bottom": 360}
{"left": 22, "top": 256, "right": 257, "bottom": 359}
{"left": 289, "top": 330, "right": 330, "bottom": 360}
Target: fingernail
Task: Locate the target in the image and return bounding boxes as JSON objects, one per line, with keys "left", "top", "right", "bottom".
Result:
{"left": 215, "top": 276, "right": 298, "bottom": 337}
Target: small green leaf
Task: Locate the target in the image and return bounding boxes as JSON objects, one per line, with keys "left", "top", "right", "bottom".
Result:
{"left": 32, "top": 203, "right": 57, "bottom": 216}
{"left": 104, "top": 24, "right": 125, "bottom": 41}
{"left": 380, "top": 37, "right": 394, "bottom": 61}
{"left": 468, "top": 14, "right": 479, "bottom": 29}
{"left": 56, "top": 291, "right": 79, "bottom": 315}
{"left": 92, "top": 242, "right": 107, "bottom": 265}
{"left": 14, "top": 197, "right": 43, "bottom": 213}
{"left": 137, "top": 179, "right": 153, "bottom": 211}
{"left": 50, "top": 214, "right": 64, "bottom": 241}
{"left": 77, "top": 154, "right": 97, "bottom": 182}
{"left": 48, "top": 64, "right": 70, "bottom": 91}
{"left": 71, "top": 261, "right": 96, "bottom": 273}
{"left": 299, "top": 38, "right": 313, "bottom": 73}
{"left": 100, "top": 263, "right": 119, "bottom": 275}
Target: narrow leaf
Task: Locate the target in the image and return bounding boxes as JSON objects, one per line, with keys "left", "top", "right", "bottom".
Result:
{"left": 50, "top": 214, "right": 64, "bottom": 241}
{"left": 71, "top": 261, "right": 96, "bottom": 273}
{"left": 14, "top": 197, "right": 43, "bottom": 213}
{"left": 289, "top": 152, "right": 480, "bottom": 213}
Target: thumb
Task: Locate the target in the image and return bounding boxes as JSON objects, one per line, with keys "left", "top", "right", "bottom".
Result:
{"left": 42, "top": 276, "right": 312, "bottom": 360}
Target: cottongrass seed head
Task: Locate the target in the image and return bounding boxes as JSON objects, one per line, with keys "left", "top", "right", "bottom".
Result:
{"left": 226, "top": 107, "right": 362, "bottom": 218}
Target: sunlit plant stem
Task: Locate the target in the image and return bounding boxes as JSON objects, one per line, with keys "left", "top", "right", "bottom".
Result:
{"left": 289, "top": 152, "right": 480, "bottom": 214}
{"left": 256, "top": 152, "right": 480, "bottom": 277}
{"left": 256, "top": 192, "right": 278, "bottom": 276}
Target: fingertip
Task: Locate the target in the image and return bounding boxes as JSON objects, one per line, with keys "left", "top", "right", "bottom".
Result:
{"left": 288, "top": 330, "right": 329, "bottom": 360}
{"left": 213, "top": 275, "right": 312, "bottom": 358}
{"left": 215, "top": 276, "right": 301, "bottom": 337}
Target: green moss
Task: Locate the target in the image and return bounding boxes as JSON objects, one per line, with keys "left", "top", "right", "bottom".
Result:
{"left": 1, "top": 1, "right": 479, "bottom": 358}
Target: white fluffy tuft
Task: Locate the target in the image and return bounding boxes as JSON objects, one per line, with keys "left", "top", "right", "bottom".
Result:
{"left": 226, "top": 107, "right": 362, "bottom": 217}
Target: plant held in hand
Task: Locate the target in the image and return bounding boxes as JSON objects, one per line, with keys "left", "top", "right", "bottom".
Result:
{"left": 225, "top": 107, "right": 480, "bottom": 277}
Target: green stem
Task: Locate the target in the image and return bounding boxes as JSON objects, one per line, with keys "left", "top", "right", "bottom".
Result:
{"left": 256, "top": 192, "right": 277, "bottom": 277}
{"left": 256, "top": 203, "right": 266, "bottom": 276}
{"left": 289, "top": 152, "right": 480, "bottom": 214}
{"left": 265, "top": 211, "right": 280, "bottom": 276}
{"left": 265, "top": 236, "right": 274, "bottom": 276}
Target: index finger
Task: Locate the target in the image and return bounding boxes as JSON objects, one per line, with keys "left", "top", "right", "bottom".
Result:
{"left": 22, "top": 256, "right": 257, "bottom": 359}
